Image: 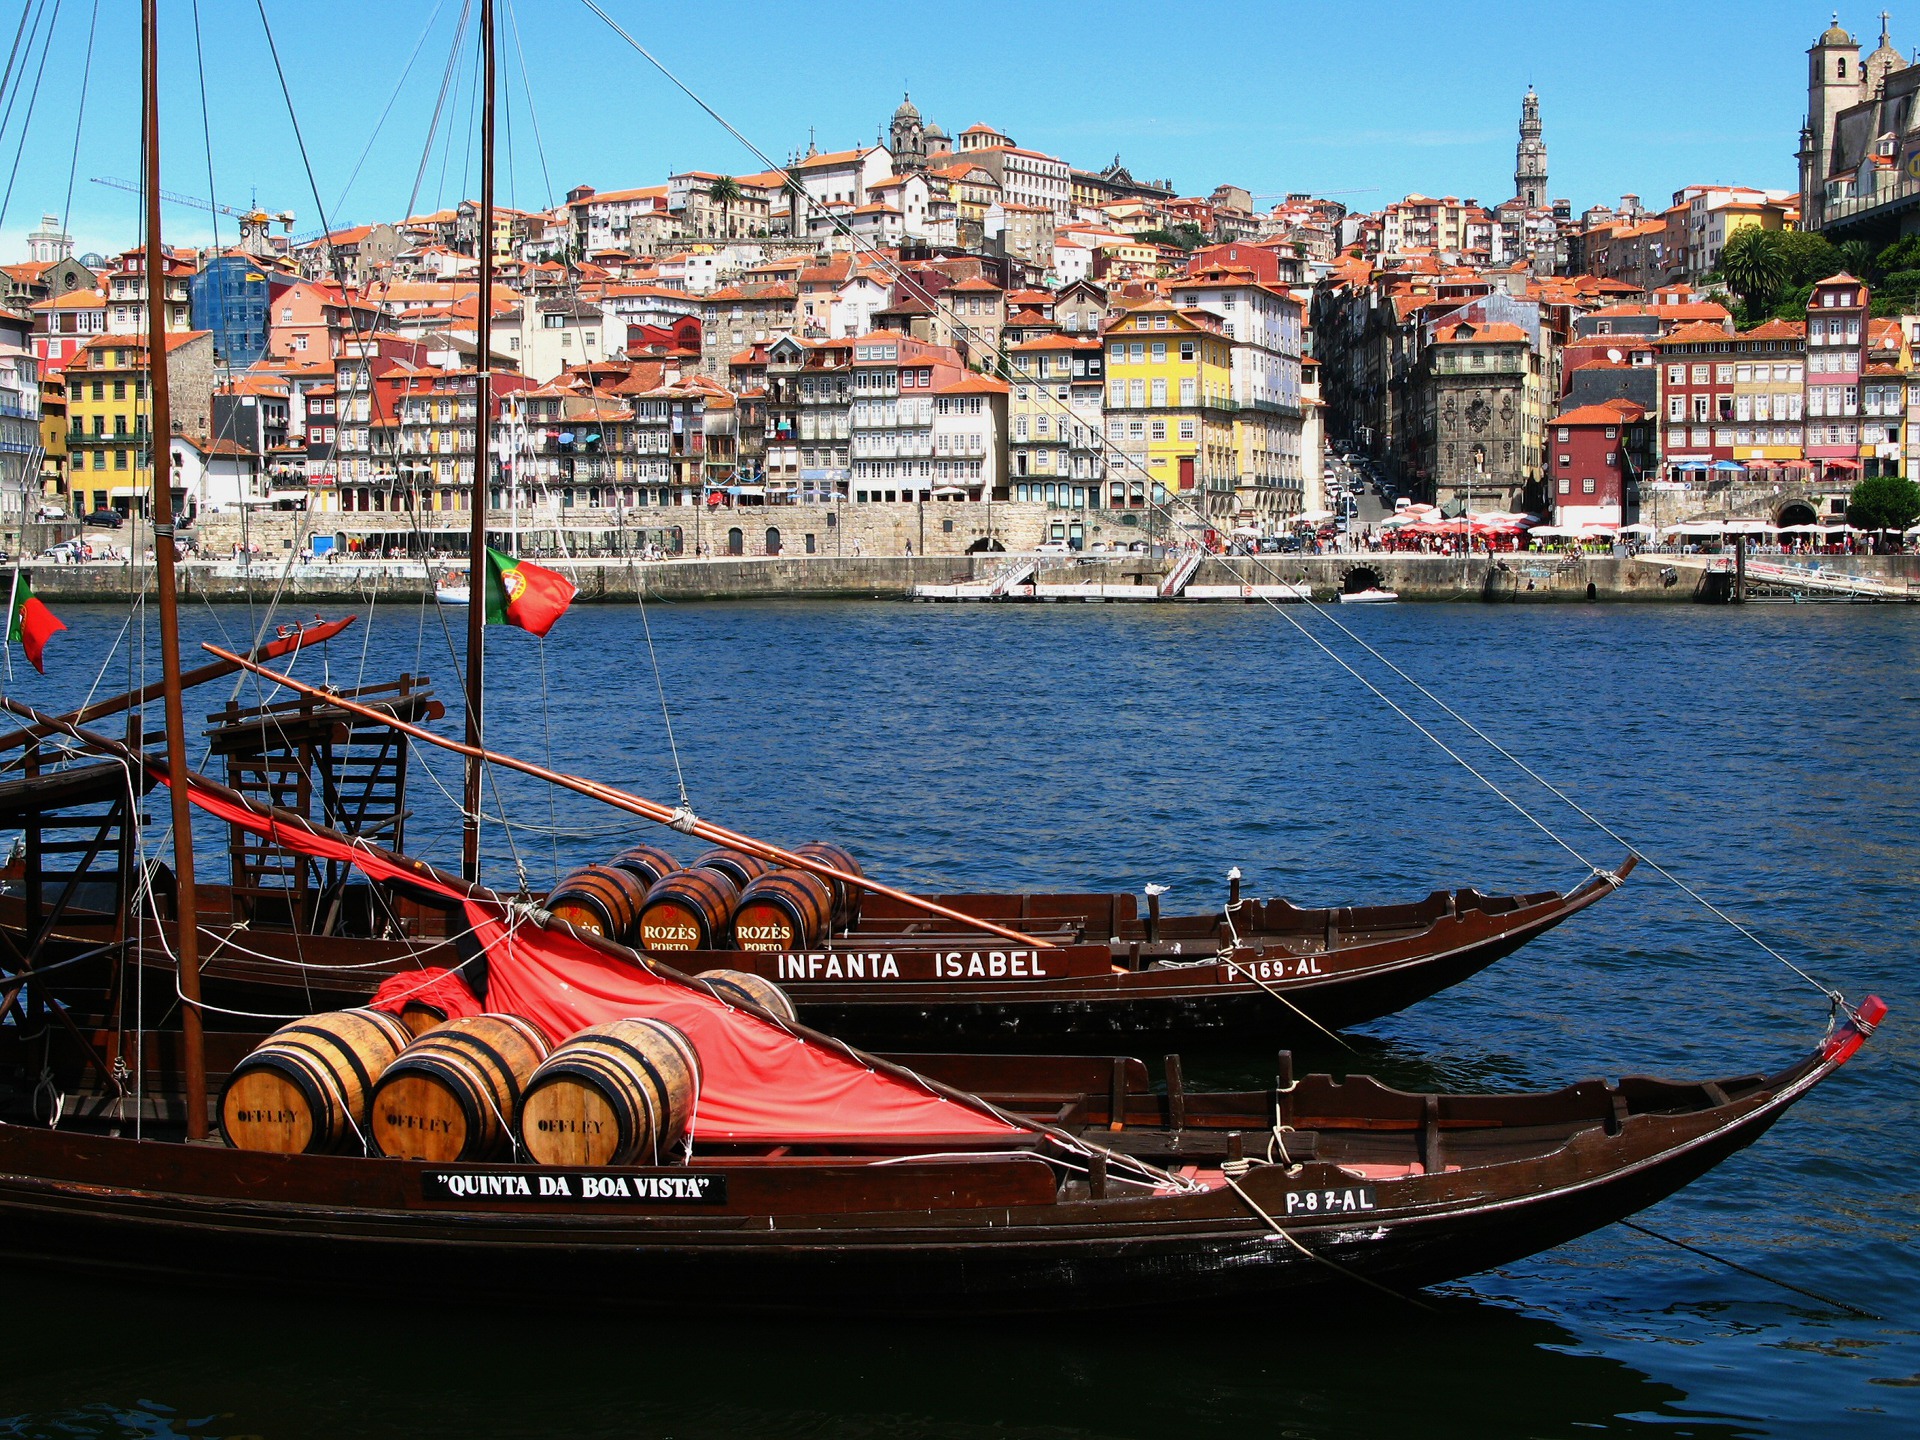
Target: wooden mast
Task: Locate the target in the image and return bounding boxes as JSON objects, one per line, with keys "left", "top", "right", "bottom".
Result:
{"left": 143, "top": 0, "right": 210, "bottom": 1138}
{"left": 460, "top": 0, "right": 497, "bottom": 882}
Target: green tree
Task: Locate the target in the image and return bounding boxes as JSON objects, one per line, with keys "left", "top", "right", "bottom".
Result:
{"left": 1771, "top": 230, "right": 1844, "bottom": 288}
{"left": 1718, "top": 227, "right": 1789, "bottom": 315}
{"left": 1847, "top": 474, "right": 1920, "bottom": 532}
{"left": 1836, "top": 237, "right": 1877, "bottom": 282}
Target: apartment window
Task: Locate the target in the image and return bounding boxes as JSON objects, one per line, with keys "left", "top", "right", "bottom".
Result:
{"left": 1557, "top": 427, "right": 1569, "bottom": 441}
{"left": 1129, "top": 342, "right": 1144, "bottom": 362}
{"left": 1690, "top": 364, "right": 1709, "bottom": 383}
{"left": 1180, "top": 341, "right": 1196, "bottom": 361}
{"left": 1667, "top": 396, "right": 1684, "bottom": 421}
{"left": 1150, "top": 379, "right": 1167, "bottom": 406}
{"left": 1178, "top": 419, "right": 1195, "bottom": 440}
{"left": 1558, "top": 453, "right": 1571, "bottom": 466}
{"left": 1581, "top": 477, "right": 1596, "bottom": 494}
{"left": 1556, "top": 476, "right": 1569, "bottom": 494}
{"left": 1715, "top": 364, "right": 1733, "bottom": 384}
{"left": 1666, "top": 364, "right": 1683, "bottom": 384}
{"left": 1150, "top": 421, "right": 1166, "bottom": 440}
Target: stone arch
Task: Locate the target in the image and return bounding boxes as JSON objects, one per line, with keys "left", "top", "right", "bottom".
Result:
{"left": 1774, "top": 499, "right": 1819, "bottom": 528}
{"left": 1340, "top": 564, "right": 1384, "bottom": 595}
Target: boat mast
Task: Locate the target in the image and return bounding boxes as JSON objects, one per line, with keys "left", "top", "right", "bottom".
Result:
{"left": 461, "top": 0, "right": 496, "bottom": 881}
{"left": 143, "top": 0, "right": 210, "bottom": 1138}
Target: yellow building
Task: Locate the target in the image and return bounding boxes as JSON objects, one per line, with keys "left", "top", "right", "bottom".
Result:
{"left": 65, "top": 332, "right": 212, "bottom": 517}
{"left": 1101, "top": 301, "right": 1236, "bottom": 517}
{"left": 39, "top": 375, "right": 65, "bottom": 507}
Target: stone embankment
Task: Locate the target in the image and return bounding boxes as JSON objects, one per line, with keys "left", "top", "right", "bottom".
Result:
{"left": 18, "top": 551, "right": 1920, "bottom": 605}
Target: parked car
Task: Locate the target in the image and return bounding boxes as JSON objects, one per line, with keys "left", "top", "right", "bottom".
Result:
{"left": 84, "top": 509, "right": 124, "bottom": 529}
{"left": 1034, "top": 538, "right": 1072, "bottom": 554}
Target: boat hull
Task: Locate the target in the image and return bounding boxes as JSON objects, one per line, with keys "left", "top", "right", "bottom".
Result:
{"left": 0, "top": 1049, "right": 1840, "bottom": 1314}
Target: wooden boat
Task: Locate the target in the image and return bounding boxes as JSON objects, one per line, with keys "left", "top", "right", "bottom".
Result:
{"left": 0, "top": 746, "right": 1885, "bottom": 1312}
{"left": 0, "top": 0, "right": 1880, "bottom": 1318}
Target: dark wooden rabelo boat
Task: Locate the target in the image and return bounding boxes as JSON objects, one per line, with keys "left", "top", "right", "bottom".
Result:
{"left": 0, "top": 0, "right": 1882, "bottom": 1315}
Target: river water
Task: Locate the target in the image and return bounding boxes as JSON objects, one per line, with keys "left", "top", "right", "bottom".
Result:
{"left": 1, "top": 596, "right": 1915, "bottom": 1438}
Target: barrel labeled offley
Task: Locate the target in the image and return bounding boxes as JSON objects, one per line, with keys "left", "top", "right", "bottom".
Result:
{"left": 545, "top": 863, "right": 652, "bottom": 944}
{"left": 638, "top": 867, "right": 740, "bottom": 950}
{"left": 220, "top": 1007, "right": 414, "bottom": 1155}
{"left": 792, "top": 841, "right": 862, "bottom": 931}
{"left": 518, "top": 1018, "right": 702, "bottom": 1168}
{"left": 733, "top": 870, "right": 834, "bottom": 952}
{"left": 370, "top": 1014, "right": 551, "bottom": 1163}
{"left": 698, "top": 968, "right": 799, "bottom": 1023}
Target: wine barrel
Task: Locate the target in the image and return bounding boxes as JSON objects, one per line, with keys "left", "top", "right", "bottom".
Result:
{"left": 220, "top": 1007, "right": 413, "bottom": 1155}
{"left": 369, "top": 1014, "right": 551, "bottom": 1163}
{"left": 793, "top": 842, "right": 863, "bottom": 931}
{"left": 698, "top": 968, "right": 798, "bottom": 1023}
{"left": 608, "top": 842, "right": 682, "bottom": 890}
{"left": 637, "top": 867, "right": 739, "bottom": 951}
{"left": 518, "top": 1019, "right": 701, "bottom": 1168}
{"left": 545, "top": 863, "right": 651, "bottom": 943}
{"left": 688, "top": 847, "right": 771, "bottom": 891}
{"left": 398, "top": 1003, "right": 448, "bottom": 1038}
{"left": 732, "top": 870, "right": 833, "bottom": 952}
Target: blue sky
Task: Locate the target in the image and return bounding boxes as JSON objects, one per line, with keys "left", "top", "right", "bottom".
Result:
{"left": 0, "top": 0, "right": 1865, "bottom": 258}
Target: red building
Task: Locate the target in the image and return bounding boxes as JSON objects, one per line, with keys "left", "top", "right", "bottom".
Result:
{"left": 1655, "top": 319, "right": 1739, "bottom": 472}
{"left": 1803, "top": 273, "right": 1870, "bottom": 483}
{"left": 1550, "top": 400, "right": 1648, "bottom": 525}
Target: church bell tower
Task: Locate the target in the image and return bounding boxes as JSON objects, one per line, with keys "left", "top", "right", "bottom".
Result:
{"left": 1514, "top": 87, "right": 1548, "bottom": 208}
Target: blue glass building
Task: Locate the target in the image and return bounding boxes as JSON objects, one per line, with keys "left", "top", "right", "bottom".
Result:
{"left": 189, "top": 255, "right": 271, "bottom": 367}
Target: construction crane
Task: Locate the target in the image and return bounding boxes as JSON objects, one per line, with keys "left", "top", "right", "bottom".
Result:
{"left": 90, "top": 176, "right": 294, "bottom": 232}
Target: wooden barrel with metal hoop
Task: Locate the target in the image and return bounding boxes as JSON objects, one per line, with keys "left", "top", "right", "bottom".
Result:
{"left": 220, "top": 1007, "right": 413, "bottom": 1155}
{"left": 697, "top": 968, "right": 798, "bottom": 1023}
{"left": 518, "top": 1018, "right": 702, "bottom": 1168}
{"left": 793, "top": 841, "right": 863, "bottom": 931}
{"left": 369, "top": 1014, "right": 551, "bottom": 1163}
{"left": 608, "top": 843, "right": 682, "bottom": 890}
{"left": 688, "top": 847, "right": 771, "bottom": 891}
{"left": 544, "top": 863, "right": 651, "bottom": 943}
{"left": 731, "top": 870, "right": 834, "bottom": 952}
{"left": 637, "top": 867, "right": 740, "bottom": 951}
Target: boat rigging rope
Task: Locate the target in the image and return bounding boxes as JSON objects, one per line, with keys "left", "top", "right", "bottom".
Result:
{"left": 1215, "top": 903, "right": 1355, "bottom": 1049}
{"left": 635, "top": 584, "right": 693, "bottom": 810}
{"left": 1616, "top": 1218, "right": 1879, "bottom": 1319}
{"left": 572, "top": 0, "right": 1857, "bottom": 1021}
{"left": 53, "top": 0, "right": 94, "bottom": 247}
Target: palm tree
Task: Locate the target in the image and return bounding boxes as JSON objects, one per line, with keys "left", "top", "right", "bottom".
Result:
{"left": 706, "top": 175, "right": 745, "bottom": 237}
{"left": 1718, "top": 227, "right": 1788, "bottom": 315}
{"left": 1835, "top": 237, "right": 1876, "bottom": 282}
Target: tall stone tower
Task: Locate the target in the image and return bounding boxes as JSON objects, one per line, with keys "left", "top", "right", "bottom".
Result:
{"left": 1802, "top": 17, "right": 1864, "bottom": 230}
{"left": 1514, "top": 88, "right": 1548, "bottom": 208}
{"left": 889, "top": 93, "right": 927, "bottom": 173}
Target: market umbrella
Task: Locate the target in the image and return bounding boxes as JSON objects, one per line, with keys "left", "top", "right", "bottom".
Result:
{"left": 1711, "top": 459, "right": 1747, "bottom": 472}
{"left": 1666, "top": 522, "right": 1726, "bottom": 537}
{"left": 1619, "top": 522, "right": 1658, "bottom": 535}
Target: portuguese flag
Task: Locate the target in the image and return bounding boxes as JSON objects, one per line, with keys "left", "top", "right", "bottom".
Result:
{"left": 483, "top": 547, "right": 576, "bottom": 638}
{"left": 7, "top": 570, "right": 65, "bottom": 674}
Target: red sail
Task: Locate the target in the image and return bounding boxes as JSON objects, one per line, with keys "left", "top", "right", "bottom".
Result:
{"left": 174, "top": 781, "right": 1017, "bottom": 1144}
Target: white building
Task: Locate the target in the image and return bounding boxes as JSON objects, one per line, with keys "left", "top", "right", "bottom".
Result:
{"left": 492, "top": 297, "right": 612, "bottom": 383}
{"left": 787, "top": 146, "right": 893, "bottom": 233}
{"left": 567, "top": 185, "right": 672, "bottom": 256}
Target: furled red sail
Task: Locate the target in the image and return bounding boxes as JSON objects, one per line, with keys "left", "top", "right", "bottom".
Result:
{"left": 175, "top": 781, "right": 1018, "bottom": 1144}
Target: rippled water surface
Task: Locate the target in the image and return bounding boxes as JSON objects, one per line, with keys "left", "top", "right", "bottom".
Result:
{"left": 2, "top": 596, "right": 1915, "bottom": 1438}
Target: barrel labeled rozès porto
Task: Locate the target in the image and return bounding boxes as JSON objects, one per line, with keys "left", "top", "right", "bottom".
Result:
{"left": 637, "top": 867, "right": 740, "bottom": 950}
{"left": 544, "top": 863, "right": 652, "bottom": 944}
{"left": 792, "top": 842, "right": 863, "bottom": 931}
{"left": 369, "top": 1014, "right": 551, "bottom": 1163}
{"left": 688, "top": 847, "right": 772, "bottom": 891}
{"left": 221, "top": 1007, "right": 414, "bottom": 1154}
{"left": 607, "top": 843, "right": 682, "bottom": 890}
{"left": 732, "top": 870, "right": 834, "bottom": 951}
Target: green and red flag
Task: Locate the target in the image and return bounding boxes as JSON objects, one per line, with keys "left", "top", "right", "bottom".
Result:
{"left": 7, "top": 570, "right": 65, "bottom": 674}
{"left": 482, "top": 547, "right": 575, "bottom": 638}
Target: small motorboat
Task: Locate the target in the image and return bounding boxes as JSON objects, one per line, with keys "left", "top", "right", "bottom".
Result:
{"left": 1339, "top": 587, "right": 1400, "bottom": 604}
{"left": 435, "top": 569, "right": 472, "bottom": 605}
